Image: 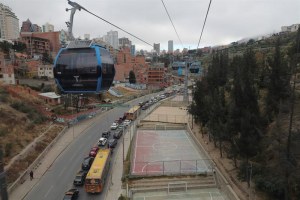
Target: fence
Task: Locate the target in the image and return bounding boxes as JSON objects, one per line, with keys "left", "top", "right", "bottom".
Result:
{"left": 131, "top": 159, "right": 214, "bottom": 176}
{"left": 186, "top": 122, "right": 240, "bottom": 200}
{"left": 142, "top": 114, "right": 188, "bottom": 124}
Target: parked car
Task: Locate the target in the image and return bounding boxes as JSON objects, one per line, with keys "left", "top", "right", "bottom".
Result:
{"left": 97, "top": 137, "right": 107, "bottom": 147}
{"left": 81, "top": 157, "right": 94, "bottom": 171}
{"left": 63, "top": 188, "right": 79, "bottom": 200}
{"left": 110, "top": 122, "right": 119, "bottom": 130}
{"left": 113, "top": 129, "right": 123, "bottom": 139}
{"left": 101, "top": 131, "right": 111, "bottom": 138}
{"left": 108, "top": 139, "right": 118, "bottom": 148}
{"left": 73, "top": 170, "right": 87, "bottom": 186}
{"left": 117, "top": 123, "right": 125, "bottom": 130}
{"left": 123, "top": 119, "right": 131, "bottom": 126}
{"left": 89, "top": 146, "right": 99, "bottom": 157}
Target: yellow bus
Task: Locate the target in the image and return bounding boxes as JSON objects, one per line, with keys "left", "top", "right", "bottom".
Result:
{"left": 84, "top": 148, "right": 111, "bottom": 193}
{"left": 125, "top": 105, "right": 141, "bottom": 121}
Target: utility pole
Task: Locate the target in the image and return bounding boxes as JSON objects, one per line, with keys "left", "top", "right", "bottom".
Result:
{"left": 0, "top": 147, "right": 8, "bottom": 200}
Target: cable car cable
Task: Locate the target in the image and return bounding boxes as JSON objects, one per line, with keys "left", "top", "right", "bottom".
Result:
{"left": 161, "top": 0, "right": 184, "bottom": 49}
{"left": 73, "top": 2, "right": 153, "bottom": 47}
{"left": 196, "top": 0, "right": 212, "bottom": 49}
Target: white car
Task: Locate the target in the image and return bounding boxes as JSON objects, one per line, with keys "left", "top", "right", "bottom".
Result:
{"left": 98, "top": 137, "right": 107, "bottom": 146}
{"left": 123, "top": 120, "right": 131, "bottom": 126}
{"left": 110, "top": 122, "right": 119, "bottom": 130}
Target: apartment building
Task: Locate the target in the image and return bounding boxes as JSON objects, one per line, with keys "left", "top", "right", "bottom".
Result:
{"left": 38, "top": 65, "right": 54, "bottom": 78}
{"left": 20, "top": 31, "right": 61, "bottom": 57}
{"left": 0, "top": 3, "right": 19, "bottom": 40}
{"left": 42, "top": 22, "right": 54, "bottom": 32}
{"left": 114, "top": 47, "right": 149, "bottom": 83}
{"left": 147, "top": 63, "right": 166, "bottom": 88}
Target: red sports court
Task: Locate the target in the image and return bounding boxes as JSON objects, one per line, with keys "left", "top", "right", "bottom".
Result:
{"left": 131, "top": 130, "right": 212, "bottom": 176}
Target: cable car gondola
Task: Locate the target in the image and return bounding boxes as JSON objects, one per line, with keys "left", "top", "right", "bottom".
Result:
{"left": 53, "top": 40, "right": 115, "bottom": 94}
{"left": 189, "top": 61, "right": 201, "bottom": 74}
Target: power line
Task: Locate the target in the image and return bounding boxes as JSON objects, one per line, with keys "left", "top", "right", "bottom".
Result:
{"left": 161, "top": 0, "right": 184, "bottom": 49}
{"left": 68, "top": 1, "right": 153, "bottom": 47}
{"left": 197, "top": 0, "right": 212, "bottom": 49}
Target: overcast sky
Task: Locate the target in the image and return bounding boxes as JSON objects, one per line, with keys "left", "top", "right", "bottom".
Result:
{"left": 2, "top": 0, "right": 300, "bottom": 51}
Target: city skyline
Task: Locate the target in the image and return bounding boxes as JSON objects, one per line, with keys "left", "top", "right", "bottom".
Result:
{"left": 1, "top": 0, "right": 300, "bottom": 51}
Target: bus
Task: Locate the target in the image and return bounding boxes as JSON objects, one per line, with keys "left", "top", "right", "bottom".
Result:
{"left": 125, "top": 105, "right": 141, "bottom": 121}
{"left": 84, "top": 148, "right": 111, "bottom": 193}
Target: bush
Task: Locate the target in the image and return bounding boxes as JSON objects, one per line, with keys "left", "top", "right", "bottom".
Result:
{"left": 0, "top": 127, "right": 8, "bottom": 137}
{"left": 5, "top": 143, "right": 12, "bottom": 157}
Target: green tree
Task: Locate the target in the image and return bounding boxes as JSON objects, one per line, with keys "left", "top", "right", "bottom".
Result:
{"left": 189, "top": 78, "right": 210, "bottom": 134}
{"left": 265, "top": 38, "right": 291, "bottom": 122}
{"left": 129, "top": 70, "right": 136, "bottom": 84}
{"left": 12, "top": 41, "right": 26, "bottom": 52}
{"left": 0, "top": 41, "right": 12, "bottom": 55}
{"left": 42, "top": 52, "right": 53, "bottom": 64}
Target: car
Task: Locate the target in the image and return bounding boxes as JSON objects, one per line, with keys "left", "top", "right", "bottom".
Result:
{"left": 117, "top": 123, "right": 125, "bottom": 130}
{"left": 97, "top": 137, "right": 107, "bottom": 146}
{"left": 110, "top": 122, "right": 119, "bottom": 130}
{"left": 63, "top": 188, "right": 79, "bottom": 200}
{"left": 108, "top": 139, "right": 118, "bottom": 148}
{"left": 89, "top": 146, "right": 99, "bottom": 157}
{"left": 101, "top": 131, "right": 111, "bottom": 138}
{"left": 123, "top": 119, "right": 131, "bottom": 126}
{"left": 73, "top": 170, "right": 87, "bottom": 186}
{"left": 113, "top": 129, "right": 123, "bottom": 139}
{"left": 81, "top": 157, "right": 94, "bottom": 171}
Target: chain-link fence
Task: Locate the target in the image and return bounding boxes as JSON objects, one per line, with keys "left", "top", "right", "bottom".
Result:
{"left": 131, "top": 159, "right": 214, "bottom": 176}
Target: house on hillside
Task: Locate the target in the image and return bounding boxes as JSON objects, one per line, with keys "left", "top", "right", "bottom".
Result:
{"left": 38, "top": 92, "right": 61, "bottom": 105}
{"left": 38, "top": 65, "right": 53, "bottom": 78}
{"left": 0, "top": 52, "right": 16, "bottom": 85}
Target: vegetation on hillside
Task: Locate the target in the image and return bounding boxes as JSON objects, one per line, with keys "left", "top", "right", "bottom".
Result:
{"left": 190, "top": 29, "right": 300, "bottom": 200}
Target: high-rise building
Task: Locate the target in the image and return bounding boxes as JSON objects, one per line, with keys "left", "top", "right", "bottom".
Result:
{"left": 84, "top": 34, "right": 90, "bottom": 40}
{"left": 21, "top": 19, "right": 33, "bottom": 32}
{"left": 153, "top": 43, "right": 160, "bottom": 54}
{"left": 32, "top": 24, "right": 42, "bottom": 32}
{"left": 168, "top": 40, "right": 173, "bottom": 53}
{"left": 119, "top": 37, "right": 131, "bottom": 48}
{"left": 105, "top": 30, "right": 119, "bottom": 49}
{"left": 130, "top": 45, "right": 136, "bottom": 56}
{"left": 0, "top": 3, "right": 19, "bottom": 40}
{"left": 42, "top": 22, "right": 54, "bottom": 32}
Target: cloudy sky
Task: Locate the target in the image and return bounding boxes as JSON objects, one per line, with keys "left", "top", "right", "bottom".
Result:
{"left": 2, "top": 0, "right": 300, "bottom": 51}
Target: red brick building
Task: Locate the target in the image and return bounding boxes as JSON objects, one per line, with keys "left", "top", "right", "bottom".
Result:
{"left": 20, "top": 31, "right": 61, "bottom": 58}
{"left": 147, "top": 64, "right": 167, "bottom": 88}
{"left": 114, "top": 47, "right": 149, "bottom": 83}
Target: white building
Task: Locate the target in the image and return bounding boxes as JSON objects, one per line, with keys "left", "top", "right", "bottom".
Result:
{"left": 0, "top": 3, "right": 19, "bottom": 40}
{"left": 105, "top": 30, "right": 119, "bottom": 49}
{"left": 168, "top": 40, "right": 173, "bottom": 53}
{"left": 42, "top": 22, "right": 54, "bottom": 32}
{"left": 84, "top": 34, "right": 90, "bottom": 40}
{"left": 153, "top": 43, "right": 160, "bottom": 54}
{"left": 38, "top": 65, "right": 54, "bottom": 78}
{"left": 281, "top": 24, "right": 300, "bottom": 32}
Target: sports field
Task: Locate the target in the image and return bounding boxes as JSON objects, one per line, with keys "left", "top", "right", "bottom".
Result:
{"left": 131, "top": 130, "right": 212, "bottom": 175}
{"left": 132, "top": 188, "right": 228, "bottom": 200}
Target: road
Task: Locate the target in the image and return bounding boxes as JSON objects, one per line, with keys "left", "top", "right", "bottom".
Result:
{"left": 23, "top": 93, "right": 160, "bottom": 200}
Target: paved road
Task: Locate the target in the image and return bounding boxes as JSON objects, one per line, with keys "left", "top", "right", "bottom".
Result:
{"left": 22, "top": 93, "right": 160, "bottom": 200}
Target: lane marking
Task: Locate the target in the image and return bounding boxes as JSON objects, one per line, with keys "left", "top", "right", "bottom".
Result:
{"left": 44, "top": 185, "right": 54, "bottom": 198}
{"left": 58, "top": 166, "right": 66, "bottom": 177}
